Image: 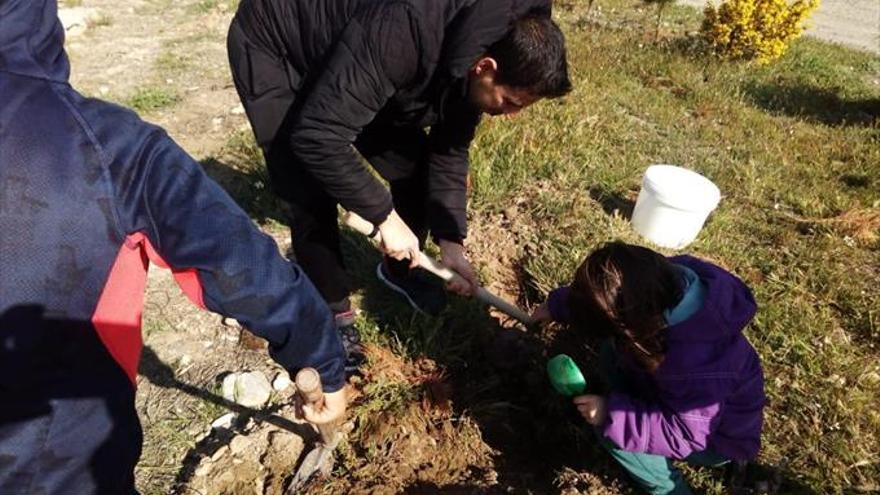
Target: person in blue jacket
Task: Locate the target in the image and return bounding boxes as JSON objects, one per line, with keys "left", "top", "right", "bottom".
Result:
{"left": 0, "top": 0, "right": 346, "bottom": 493}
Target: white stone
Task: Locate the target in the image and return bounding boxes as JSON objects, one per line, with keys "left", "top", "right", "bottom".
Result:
{"left": 229, "top": 435, "right": 250, "bottom": 455}
{"left": 222, "top": 371, "right": 272, "bottom": 408}
{"left": 272, "top": 372, "right": 291, "bottom": 391}
{"left": 230, "top": 104, "right": 245, "bottom": 115}
{"left": 194, "top": 461, "right": 212, "bottom": 477}
{"left": 211, "top": 412, "right": 236, "bottom": 430}
{"left": 211, "top": 445, "right": 229, "bottom": 462}
{"left": 221, "top": 373, "right": 238, "bottom": 403}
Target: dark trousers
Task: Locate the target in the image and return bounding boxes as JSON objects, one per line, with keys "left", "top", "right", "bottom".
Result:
{"left": 228, "top": 20, "right": 428, "bottom": 311}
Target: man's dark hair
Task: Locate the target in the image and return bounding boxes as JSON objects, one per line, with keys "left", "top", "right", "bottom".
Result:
{"left": 488, "top": 13, "right": 572, "bottom": 98}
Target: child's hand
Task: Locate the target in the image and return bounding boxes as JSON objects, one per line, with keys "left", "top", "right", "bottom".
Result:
{"left": 301, "top": 388, "right": 347, "bottom": 425}
{"left": 573, "top": 395, "right": 608, "bottom": 426}
{"left": 530, "top": 302, "right": 552, "bottom": 323}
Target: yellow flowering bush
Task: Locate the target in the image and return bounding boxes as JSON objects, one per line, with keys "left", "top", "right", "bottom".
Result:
{"left": 701, "top": 0, "right": 819, "bottom": 64}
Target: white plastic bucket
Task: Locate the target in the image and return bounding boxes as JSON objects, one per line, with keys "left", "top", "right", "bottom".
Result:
{"left": 630, "top": 165, "right": 721, "bottom": 249}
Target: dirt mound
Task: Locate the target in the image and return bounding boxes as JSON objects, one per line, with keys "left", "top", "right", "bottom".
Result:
{"left": 186, "top": 422, "right": 305, "bottom": 495}
{"left": 320, "top": 346, "right": 497, "bottom": 494}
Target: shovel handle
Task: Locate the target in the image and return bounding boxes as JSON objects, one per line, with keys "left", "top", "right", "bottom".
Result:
{"left": 342, "top": 212, "right": 534, "bottom": 325}
{"left": 295, "top": 368, "right": 338, "bottom": 444}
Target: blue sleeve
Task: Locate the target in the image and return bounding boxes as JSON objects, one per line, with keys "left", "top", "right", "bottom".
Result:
{"left": 134, "top": 132, "right": 346, "bottom": 391}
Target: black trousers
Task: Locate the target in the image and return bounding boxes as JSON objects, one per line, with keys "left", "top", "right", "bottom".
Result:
{"left": 228, "top": 20, "right": 427, "bottom": 311}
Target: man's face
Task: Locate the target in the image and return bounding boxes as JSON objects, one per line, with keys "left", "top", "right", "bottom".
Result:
{"left": 467, "top": 57, "right": 540, "bottom": 116}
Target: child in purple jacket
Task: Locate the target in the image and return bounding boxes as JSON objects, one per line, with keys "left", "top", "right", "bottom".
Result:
{"left": 532, "top": 242, "right": 765, "bottom": 494}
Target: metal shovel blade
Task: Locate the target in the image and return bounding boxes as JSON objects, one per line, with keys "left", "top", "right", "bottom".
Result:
{"left": 287, "top": 433, "right": 340, "bottom": 493}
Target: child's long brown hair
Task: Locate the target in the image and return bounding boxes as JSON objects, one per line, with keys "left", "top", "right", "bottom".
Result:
{"left": 569, "top": 242, "right": 683, "bottom": 372}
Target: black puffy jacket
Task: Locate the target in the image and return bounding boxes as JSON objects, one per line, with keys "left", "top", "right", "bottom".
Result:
{"left": 233, "top": 0, "right": 551, "bottom": 241}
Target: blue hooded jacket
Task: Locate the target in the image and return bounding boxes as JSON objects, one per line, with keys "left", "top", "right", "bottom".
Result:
{"left": 1, "top": 1, "right": 344, "bottom": 492}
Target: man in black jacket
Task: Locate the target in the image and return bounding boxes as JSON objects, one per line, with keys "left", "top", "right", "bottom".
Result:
{"left": 227, "top": 0, "right": 571, "bottom": 369}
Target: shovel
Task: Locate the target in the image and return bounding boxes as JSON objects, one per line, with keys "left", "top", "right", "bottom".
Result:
{"left": 286, "top": 368, "right": 342, "bottom": 493}
{"left": 342, "top": 211, "right": 534, "bottom": 325}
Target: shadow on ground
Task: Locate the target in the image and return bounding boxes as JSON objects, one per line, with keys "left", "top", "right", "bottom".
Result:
{"left": 589, "top": 186, "right": 636, "bottom": 220}
{"left": 744, "top": 83, "right": 880, "bottom": 127}
{"left": 201, "top": 156, "right": 287, "bottom": 225}
{"left": 138, "top": 346, "right": 318, "bottom": 492}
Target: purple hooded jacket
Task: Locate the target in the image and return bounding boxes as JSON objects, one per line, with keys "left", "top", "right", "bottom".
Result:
{"left": 547, "top": 255, "right": 765, "bottom": 461}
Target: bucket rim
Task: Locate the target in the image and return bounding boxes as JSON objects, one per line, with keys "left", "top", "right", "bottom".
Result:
{"left": 641, "top": 164, "right": 721, "bottom": 211}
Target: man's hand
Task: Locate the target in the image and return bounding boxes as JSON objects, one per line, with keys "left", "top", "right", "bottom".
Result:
{"left": 530, "top": 302, "right": 553, "bottom": 323}
{"left": 573, "top": 394, "right": 608, "bottom": 426}
{"left": 439, "top": 239, "right": 478, "bottom": 296}
{"left": 378, "top": 210, "right": 420, "bottom": 268}
{"left": 302, "top": 389, "right": 347, "bottom": 425}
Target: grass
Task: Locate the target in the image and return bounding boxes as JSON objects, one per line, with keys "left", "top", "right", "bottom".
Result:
{"left": 125, "top": 86, "right": 181, "bottom": 113}
{"left": 155, "top": 49, "right": 191, "bottom": 74}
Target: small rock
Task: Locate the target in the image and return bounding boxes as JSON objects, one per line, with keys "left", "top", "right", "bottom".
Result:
{"left": 221, "top": 374, "right": 237, "bottom": 403}
{"left": 211, "top": 412, "right": 236, "bottom": 430}
{"left": 272, "top": 372, "right": 291, "bottom": 391}
{"left": 230, "top": 104, "right": 245, "bottom": 115}
{"left": 194, "top": 461, "right": 212, "bottom": 477}
{"left": 230, "top": 435, "right": 250, "bottom": 455}
{"left": 241, "top": 371, "right": 273, "bottom": 407}
{"left": 211, "top": 445, "right": 229, "bottom": 462}
{"left": 217, "top": 471, "right": 235, "bottom": 486}
{"left": 222, "top": 371, "right": 273, "bottom": 407}
{"left": 98, "top": 85, "right": 110, "bottom": 96}
{"left": 221, "top": 317, "right": 242, "bottom": 328}
{"left": 212, "top": 117, "right": 223, "bottom": 127}
{"left": 178, "top": 354, "right": 192, "bottom": 367}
